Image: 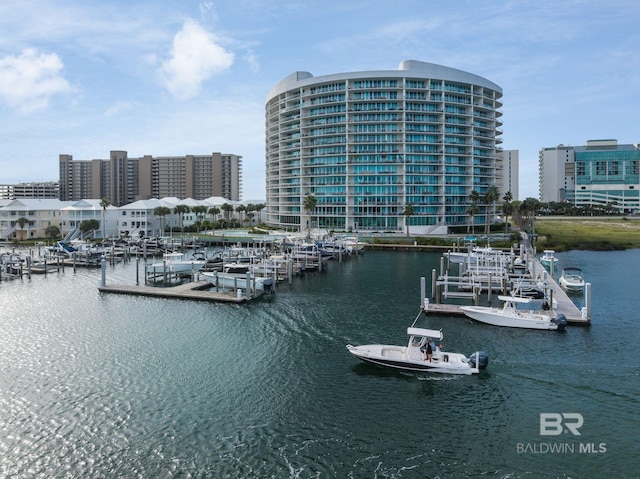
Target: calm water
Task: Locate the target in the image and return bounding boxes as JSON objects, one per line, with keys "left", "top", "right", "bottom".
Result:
{"left": 1, "top": 248, "right": 639, "bottom": 478}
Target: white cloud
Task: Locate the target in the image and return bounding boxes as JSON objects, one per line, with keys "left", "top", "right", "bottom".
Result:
{"left": 244, "top": 49, "right": 260, "bottom": 73}
{"left": 159, "top": 19, "right": 234, "bottom": 100}
{"left": 0, "top": 48, "right": 71, "bottom": 113}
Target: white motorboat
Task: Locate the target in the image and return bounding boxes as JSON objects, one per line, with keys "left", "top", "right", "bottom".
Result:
{"left": 559, "top": 267, "right": 585, "bottom": 292}
{"left": 443, "top": 237, "right": 480, "bottom": 264}
{"left": 340, "top": 236, "right": 367, "bottom": 254}
{"left": 460, "top": 295, "right": 567, "bottom": 331}
{"left": 346, "top": 326, "right": 488, "bottom": 375}
{"left": 201, "top": 269, "right": 274, "bottom": 294}
{"left": 540, "top": 250, "right": 558, "bottom": 268}
{"left": 145, "top": 252, "right": 206, "bottom": 275}
{"left": 294, "top": 242, "right": 335, "bottom": 260}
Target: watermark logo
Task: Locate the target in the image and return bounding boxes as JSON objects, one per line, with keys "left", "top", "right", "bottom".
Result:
{"left": 540, "top": 412, "right": 583, "bottom": 436}
{"left": 515, "top": 412, "right": 607, "bottom": 455}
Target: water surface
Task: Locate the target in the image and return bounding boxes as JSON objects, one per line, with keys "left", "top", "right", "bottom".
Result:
{"left": 0, "top": 249, "right": 638, "bottom": 478}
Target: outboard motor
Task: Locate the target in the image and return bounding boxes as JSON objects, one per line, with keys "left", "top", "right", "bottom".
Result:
{"left": 469, "top": 351, "right": 489, "bottom": 370}
{"left": 553, "top": 314, "right": 568, "bottom": 331}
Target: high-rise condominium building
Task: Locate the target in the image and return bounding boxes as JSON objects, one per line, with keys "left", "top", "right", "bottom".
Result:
{"left": 265, "top": 60, "right": 503, "bottom": 234}
{"left": 59, "top": 151, "right": 242, "bottom": 206}
{"left": 500, "top": 150, "right": 519, "bottom": 200}
{"left": 539, "top": 139, "right": 640, "bottom": 213}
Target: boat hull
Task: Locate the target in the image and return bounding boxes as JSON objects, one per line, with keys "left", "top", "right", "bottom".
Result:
{"left": 460, "top": 306, "right": 558, "bottom": 330}
{"left": 559, "top": 269, "right": 585, "bottom": 292}
{"left": 346, "top": 344, "right": 483, "bottom": 375}
{"left": 146, "top": 262, "right": 205, "bottom": 275}
{"left": 201, "top": 271, "right": 274, "bottom": 293}
{"left": 559, "top": 278, "right": 585, "bottom": 291}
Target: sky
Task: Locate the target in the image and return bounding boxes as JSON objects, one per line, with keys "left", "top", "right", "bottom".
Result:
{"left": 1, "top": 0, "right": 639, "bottom": 202}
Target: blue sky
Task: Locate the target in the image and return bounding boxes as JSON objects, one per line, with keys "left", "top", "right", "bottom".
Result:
{"left": 1, "top": 0, "right": 639, "bottom": 201}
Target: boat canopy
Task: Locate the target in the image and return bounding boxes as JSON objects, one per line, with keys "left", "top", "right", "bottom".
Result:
{"left": 407, "top": 327, "right": 443, "bottom": 340}
{"left": 498, "top": 295, "right": 532, "bottom": 304}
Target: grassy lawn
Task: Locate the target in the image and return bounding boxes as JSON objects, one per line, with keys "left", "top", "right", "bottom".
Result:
{"left": 534, "top": 217, "right": 640, "bottom": 251}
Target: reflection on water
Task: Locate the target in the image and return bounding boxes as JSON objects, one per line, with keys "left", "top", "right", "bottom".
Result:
{"left": 0, "top": 249, "right": 638, "bottom": 477}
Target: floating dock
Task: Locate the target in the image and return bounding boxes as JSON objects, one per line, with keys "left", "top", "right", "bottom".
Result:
{"left": 98, "top": 280, "right": 250, "bottom": 303}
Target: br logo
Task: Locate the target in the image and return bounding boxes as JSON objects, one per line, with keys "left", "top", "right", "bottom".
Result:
{"left": 540, "top": 413, "right": 584, "bottom": 436}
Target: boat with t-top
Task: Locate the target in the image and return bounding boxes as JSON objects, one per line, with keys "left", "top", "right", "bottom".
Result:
{"left": 460, "top": 295, "right": 567, "bottom": 331}
{"left": 346, "top": 315, "right": 488, "bottom": 375}
{"left": 540, "top": 250, "right": 558, "bottom": 269}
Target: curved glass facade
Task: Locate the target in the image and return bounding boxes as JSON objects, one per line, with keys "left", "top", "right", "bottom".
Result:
{"left": 265, "top": 60, "right": 503, "bottom": 233}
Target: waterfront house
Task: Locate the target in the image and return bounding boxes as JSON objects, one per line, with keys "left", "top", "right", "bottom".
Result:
{"left": 0, "top": 198, "right": 73, "bottom": 241}
{"left": 60, "top": 199, "right": 120, "bottom": 240}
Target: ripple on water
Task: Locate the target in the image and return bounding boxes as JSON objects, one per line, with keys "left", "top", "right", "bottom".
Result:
{"left": 1, "top": 251, "right": 639, "bottom": 477}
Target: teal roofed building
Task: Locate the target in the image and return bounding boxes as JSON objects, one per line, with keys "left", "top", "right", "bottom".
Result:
{"left": 539, "top": 139, "right": 640, "bottom": 213}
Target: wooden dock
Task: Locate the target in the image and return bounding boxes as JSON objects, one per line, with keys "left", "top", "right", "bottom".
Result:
{"left": 423, "top": 235, "right": 590, "bottom": 325}
{"left": 424, "top": 270, "right": 588, "bottom": 324}
{"left": 529, "top": 259, "right": 588, "bottom": 324}
{"left": 98, "top": 280, "right": 250, "bottom": 303}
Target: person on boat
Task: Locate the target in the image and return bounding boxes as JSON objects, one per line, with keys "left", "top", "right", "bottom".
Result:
{"left": 429, "top": 338, "right": 437, "bottom": 354}
{"left": 425, "top": 339, "right": 433, "bottom": 362}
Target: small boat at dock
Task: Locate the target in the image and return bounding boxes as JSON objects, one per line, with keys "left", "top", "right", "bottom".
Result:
{"left": 200, "top": 269, "right": 274, "bottom": 294}
{"left": 540, "top": 250, "right": 558, "bottom": 268}
{"left": 460, "top": 295, "right": 567, "bottom": 331}
{"left": 559, "top": 267, "right": 585, "bottom": 292}
{"left": 145, "top": 252, "right": 206, "bottom": 276}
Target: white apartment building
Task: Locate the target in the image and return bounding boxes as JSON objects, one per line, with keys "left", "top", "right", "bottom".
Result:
{"left": 265, "top": 60, "right": 504, "bottom": 234}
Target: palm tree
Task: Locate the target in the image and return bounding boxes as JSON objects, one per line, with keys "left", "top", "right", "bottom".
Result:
{"left": 468, "top": 190, "right": 481, "bottom": 234}
{"left": 100, "top": 197, "right": 111, "bottom": 241}
{"left": 483, "top": 185, "right": 500, "bottom": 236}
{"left": 303, "top": 193, "right": 317, "bottom": 237}
{"left": 191, "top": 205, "right": 207, "bottom": 223}
{"left": 235, "top": 204, "right": 246, "bottom": 224}
{"left": 190, "top": 205, "right": 207, "bottom": 232}
{"left": 208, "top": 206, "right": 221, "bottom": 231}
{"left": 16, "top": 217, "right": 31, "bottom": 241}
{"left": 173, "top": 204, "right": 190, "bottom": 232}
{"left": 253, "top": 203, "right": 265, "bottom": 224}
{"left": 501, "top": 191, "right": 513, "bottom": 233}
{"left": 221, "top": 203, "right": 234, "bottom": 226}
{"left": 466, "top": 202, "right": 479, "bottom": 234}
{"left": 153, "top": 206, "right": 172, "bottom": 235}
{"left": 520, "top": 197, "right": 542, "bottom": 235}
{"left": 403, "top": 202, "right": 415, "bottom": 237}
{"left": 245, "top": 203, "right": 256, "bottom": 225}
{"left": 469, "top": 189, "right": 481, "bottom": 205}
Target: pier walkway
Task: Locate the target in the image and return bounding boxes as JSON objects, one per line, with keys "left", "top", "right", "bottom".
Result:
{"left": 99, "top": 280, "right": 248, "bottom": 303}
{"left": 422, "top": 232, "right": 590, "bottom": 325}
